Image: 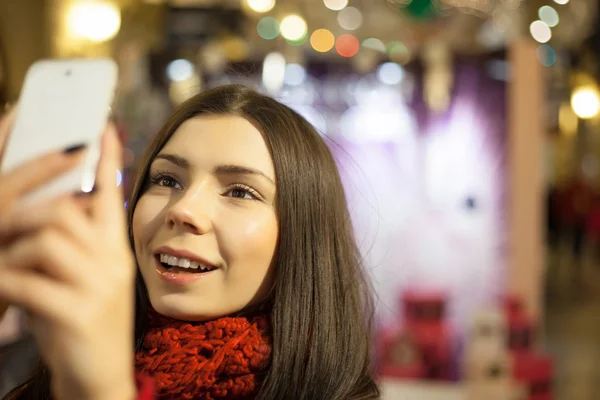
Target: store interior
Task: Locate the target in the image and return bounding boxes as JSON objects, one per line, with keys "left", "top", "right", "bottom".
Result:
{"left": 1, "top": 0, "right": 600, "bottom": 399}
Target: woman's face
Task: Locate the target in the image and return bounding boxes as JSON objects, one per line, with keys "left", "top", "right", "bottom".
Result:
{"left": 132, "top": 115, "right": 278, "bottom": 321}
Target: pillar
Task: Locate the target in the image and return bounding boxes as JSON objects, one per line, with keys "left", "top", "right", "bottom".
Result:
{"left": 507, "top": 40, "right": 546, "bottom": 321}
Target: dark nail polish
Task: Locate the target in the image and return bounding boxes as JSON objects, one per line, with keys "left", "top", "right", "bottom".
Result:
{"left": 63, "top": 144, "right": 87, "bottom": 154}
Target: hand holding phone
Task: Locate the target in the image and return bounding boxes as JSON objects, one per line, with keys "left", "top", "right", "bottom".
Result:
{"left": 0, "top": 108, "right": 87, "bottom": 321}
{"left": 0, "top": 126, "right": 137, "bottom": 400}
{"left": 0, "top": 58, "right": 118, "bottom": 205}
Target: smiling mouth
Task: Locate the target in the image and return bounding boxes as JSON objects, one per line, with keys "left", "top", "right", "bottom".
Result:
{"left": 155, "top": 254, "right": 218, "bottom": 274}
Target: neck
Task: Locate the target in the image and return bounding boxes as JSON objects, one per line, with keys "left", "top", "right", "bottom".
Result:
{"left": 135, "top": 306, "right": 272, "bottom": 399}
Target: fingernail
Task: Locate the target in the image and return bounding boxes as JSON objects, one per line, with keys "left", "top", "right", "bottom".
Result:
{"left": 63, "top": 143, "right": 87, "bottom": 154}
{"left": 74, "top": 186, "right": 97, "bottom": 196}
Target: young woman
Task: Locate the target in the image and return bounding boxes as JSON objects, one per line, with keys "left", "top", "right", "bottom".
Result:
{"left": 0, "top": 84, "right": 380, "bottom": 399}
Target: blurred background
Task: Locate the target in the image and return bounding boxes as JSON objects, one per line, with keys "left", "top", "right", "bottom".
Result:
{"left": 1, "top": 0, "right": 600, "bottom": 399}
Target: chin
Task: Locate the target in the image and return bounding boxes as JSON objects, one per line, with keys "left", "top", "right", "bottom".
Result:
{"left": 148, "top": 292, "right": 232, "bottom": 322}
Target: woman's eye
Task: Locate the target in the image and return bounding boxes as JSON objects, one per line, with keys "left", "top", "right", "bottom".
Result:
{"left": 150, "top": 174, "right": 181, "bottom": 189}
{"left": 227, "top": 186, "right": 258, "bottom": 200}
{"left": 159, "top": 177, "right": 178, "bottom": 187}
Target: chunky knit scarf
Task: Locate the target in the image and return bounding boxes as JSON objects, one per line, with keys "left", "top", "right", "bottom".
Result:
{"left": 135, "top": 307, "right": 272, "bottom": 400}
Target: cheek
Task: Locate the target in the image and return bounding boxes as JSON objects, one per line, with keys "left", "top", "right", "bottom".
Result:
{"left": 219, "top": 209, "right": 278, "bottom": 267}
{"left": 132, "top": 195, "right": 166, "bottom": 256}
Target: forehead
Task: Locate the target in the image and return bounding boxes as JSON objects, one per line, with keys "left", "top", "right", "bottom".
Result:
{"left": 159, "top": 115, "right": 275, "bottom": 177}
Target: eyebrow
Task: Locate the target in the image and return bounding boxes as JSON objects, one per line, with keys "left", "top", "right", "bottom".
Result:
{"left": 153, "top": 153, "right": 275, "bottom": 185}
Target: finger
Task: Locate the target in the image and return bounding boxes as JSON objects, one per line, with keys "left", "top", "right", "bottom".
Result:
{"left": 92, "top": 124, "right": 125, "bottom": 229}
{"left": 0, "top": 229, "right": 91, "bottom": 285}
{"left": 72, "top": 192, "right": 95, "bottom": 214}
{"left": 0, "top": 300, "right": 8, "bottom": 319}
{"left": 0, "top": 195, "right": 93, "bottom": 245}
{"left": 0, "top": 106, "right": 17, "bottom": 162}
{"left": 0, "top": 146, "right": 87, "bottom": 209}
{"left": 0, "top": 267, "right": 75, "bottom": 323}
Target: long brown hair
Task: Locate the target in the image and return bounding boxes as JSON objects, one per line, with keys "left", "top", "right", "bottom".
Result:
{"left": 5, "top": 84, "right": 379, "bottom": 399}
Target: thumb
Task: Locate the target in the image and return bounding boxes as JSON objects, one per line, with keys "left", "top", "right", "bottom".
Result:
{"left": 0, "top": 105, "right": 17, "bottom": 163}
{"left": 92, "top": 123, "right": 125, "bottom": 230}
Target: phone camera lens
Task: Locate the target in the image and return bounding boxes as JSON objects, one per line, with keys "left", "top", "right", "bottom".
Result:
{"left": 65, "top": 70, "right": 72, "bottom": 76}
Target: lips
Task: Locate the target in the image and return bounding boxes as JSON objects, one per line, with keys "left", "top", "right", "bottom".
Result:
{"left": 154, "top": 258, "right": 214, "bottom": 284}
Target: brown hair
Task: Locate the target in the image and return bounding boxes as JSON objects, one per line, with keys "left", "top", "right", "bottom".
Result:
{"left": 5, "top": 84, "right": 379, "bottom": 399}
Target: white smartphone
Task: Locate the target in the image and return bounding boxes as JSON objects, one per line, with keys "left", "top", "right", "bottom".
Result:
{"left": 0, "top": 58, "right": 118, "bottom": 204}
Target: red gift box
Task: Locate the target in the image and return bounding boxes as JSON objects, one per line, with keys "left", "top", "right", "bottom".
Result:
{"left": 513, "top": 352, "right": 553, "bottom": 400}
{"left": 379, "top": 363, "right": 427, "bottom": 380}
{"left": 407, "top": 322, "right": 453, "bottom": 380}
{"left": 402, "top": 291, "right": 447, "bottom": 324}
{"left": 503, "top": 295, "right": 524, "bottom": 320}
{"left": 507, "top": 313, "right": 536, "bottom": 352}
{"left": 377, "top": 328, "right": 427, "bottom": 380}
{"left": 400, "top": 291, "right": 453, "bottom": 380}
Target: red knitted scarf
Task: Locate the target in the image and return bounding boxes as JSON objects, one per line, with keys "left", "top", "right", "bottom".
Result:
{"left": 135, "top": 307, "right": 272, "bottom": 400}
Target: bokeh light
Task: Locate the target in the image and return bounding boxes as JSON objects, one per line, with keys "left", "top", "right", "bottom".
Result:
{"left": 324, "top": 0, "right": 348, "bottom": 11}
{"left": 257, "top": 16, "right": 280, "bottom": 40}
{"left": 246, "top": 0, "right": 275, "bottom": 13}
{"left": 536, "top": 44, "right": 556, "bottom": 67}
{"left": 280, "top": 15, "right": 307, "bottom": 41}
{"left": 284, "top": 64, "right": 307, "bottom": 86}
{"left": 66, "top": 0, "right": 121, "bottom": 42}
{"left": 286, "top": 34, "right": 308, "bottom": 46}
{"left": 559, "top": 103, "right": 578, "bottom": 136}
{"left": 310, "top": 29, "right": 335, "bottom": 52}
{"left": 336, "top": 34, "right": 360, "bottom": 58}
{"left": 337, "top": 7, "right": 363, "bottom": 30}
{"left": 167, "top": 59, "right": 194, "bottom": 82}
{"left": 221, "top": 36, "right": 249, "bottom": 62}
{"left": 377, "top": 62, "right": 405, "bottom": 85}
{"left": 200, "top": 41, "right": 227, "bottom": 74}
{"left": 530, "top": 20, "right": 552, "bottom": 43}
{"left": 362, "top": 38, "right": 386, "bottom": 53}
{"left": 352, "top": 51, "right": 379, "bottom": 73}
{"left": 387, "top": 41, "right": 410, "bottom": 64}
{"left": 262, "top": 52, "right": 286, "bottom": 94}
{"left": 386, "top": 41, "right": 408, "bottom": 55}
{"left": 340, "top": 98, "right": 416, "bottom": 143}
{"left": 553, "top": 0, "right": 569, "bottom": 4}
{"left": 539, "top": 6, "right": 559, "bottom": 27}
{"left": 571, "top": 86, "right": 600, "bottom": 119}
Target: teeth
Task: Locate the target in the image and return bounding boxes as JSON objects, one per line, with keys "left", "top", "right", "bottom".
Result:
{"left": 158, "top": 253, "right": 213, "bottom": 271}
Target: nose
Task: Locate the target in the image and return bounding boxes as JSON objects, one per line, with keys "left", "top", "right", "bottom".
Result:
{"left": 165, "top": 189, "right": 213, "bottom": 235}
